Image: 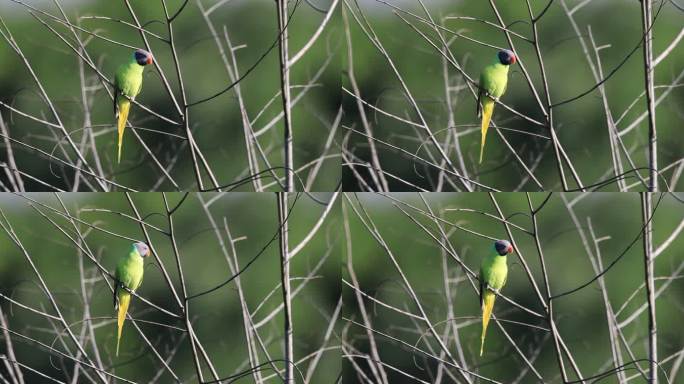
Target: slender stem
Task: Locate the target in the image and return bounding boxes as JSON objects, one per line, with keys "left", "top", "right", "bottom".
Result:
{"left": 277, "top": 192, "right": 294, "bottom": 383}
{"left": 276, "top": 0, "right": 294, "bottom": 191}
{"left": 163, "top": 193, "right": 204, "bottom": 382}
{"left": 523, "top": 0, "right": 584, "bottom": 191}
{"left": 343, "top": 6, "right": 388, "bottom": 191}
{"left": 0, "top": 306, "right": 24, "bottom": 384}
{"left": 527, "top": 193, "right": 570, "bottom": 382}
{"left": 640, "top": 0, "right": 658, "bottom": 191}
{"left": 641, "top": 192, "right": 658, "bottom": 383}
{"left": 161, "top": 0, "right": 220, "bottom": 191}
{"left": 197, "top": 2, "right": 262, "bottom": 190}
{"left": 342, "top": 200, "right": 390, "bottom": 383}
{"left": 196, "top": 194, "right": 264, "bottom": 382}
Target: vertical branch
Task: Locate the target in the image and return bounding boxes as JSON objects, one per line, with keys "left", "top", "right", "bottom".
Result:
{"left": 276, "top": 1, "right": 294, "bottom": 191}
{"left": 440, "top": 41, "right": 470, "bottom": 190}
{"left": 161, "top": 0, "right": 220, "bottom": 191}
{"left": 0, "top": 111, "right": 23, "bottom": 191}
{"left": 342, "top": 198, "right": 389, "bottom": 384}
{"left": 640, "top": 0, "right": 658, "bottom": 191}
{"left": 0, "top": 306, "right": 24, "bottom": 384}
{"left": 586, "top": 218, "right": 636, "bottom": 382}
{"left": 641, "top": 192, "right": 658, "bottom": 383}
{"left": 159, "top": 194, "right": 221, "bottom": 382}
{"left": 197, "top": 1, "right": 263, "bottom": 191}
{"left": 196, "top": 194, "right": 264, "bottom": 383}
{"left": 526, "top": 193, "right": 570, "bottom": 382}
{"left": 492, "top": 193, "right": 585, "bottom": 382}
{"left": 277, "top": 192, "right": 294, "bottom": 382}
{"left": 343, "top": 6, "right": 388, "bottom": 191}
{"left": 75, "top": 237, "right": 105, "bottom": 377}
{"left": 162, "top": 193, "right": 204, "bottom": 382}
{"left": 304, "top": 296, "right": 342, "bottom": 382}
{"left": 521, "top": 0, "right": 584, "bottom": 191}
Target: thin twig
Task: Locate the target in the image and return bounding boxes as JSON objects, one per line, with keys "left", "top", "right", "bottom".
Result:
{"left": 278, "top": 192, "right": 294, "bottom": 383}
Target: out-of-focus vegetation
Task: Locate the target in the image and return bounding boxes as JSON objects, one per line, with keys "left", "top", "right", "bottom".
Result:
{"left": 0, "top": 0, "right": 340, "bottom": 191}
{"left": 343, "top": 192, "right": 684, "bottom": 382}
{"left": 0, "top": 192, "right": 340, "bottom": 383}
{"left": 342, "top": 1, "right": 684, "bottom": 191}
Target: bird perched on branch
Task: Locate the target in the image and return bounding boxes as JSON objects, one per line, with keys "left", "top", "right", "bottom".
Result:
{"left": 479, "top": 239, "right": 513, "bottom": 356}
{"left": 114, "top": 49, "right": 153, "bottom": 163}
{"left": 477, "top": 49, "right": 516, "bottom": 164}
{"left": 114, "top": 241, "right": 150, "bottom": 356}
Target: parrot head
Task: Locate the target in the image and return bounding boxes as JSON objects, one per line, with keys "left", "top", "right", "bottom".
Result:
{"left": 497, "top": 49, "right": 516, "bottom": 66}
{"left": 133, "top": 242, "right": 151, "bottom": 257}
{"left": 494, "top": 239, "right": 514, "bottom": 256}
{"left": 133, "top": 49, "right": 154, "bottom": 66}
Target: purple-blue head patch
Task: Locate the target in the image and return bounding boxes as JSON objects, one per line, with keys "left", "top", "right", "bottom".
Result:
{"left": 134, "top": 49, "right": 153, "bottom": 66}
{"left": 498, "top": 49, "right": 516, "bottom": 65}
{"left": 494, "top": 239, "right": 513, "bottom": 256}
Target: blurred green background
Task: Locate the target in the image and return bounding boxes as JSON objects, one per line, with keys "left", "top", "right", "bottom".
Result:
{"left": 343, "top": 192, "right": 684, "bottom": 382}
{"left": 0, "top": 192, "right": 340, "bottom": 383}
{"left": 0, "top": 0, "right": 340, "bottom": 191}
{"left": 342, "top": 0, "right": 684, "bottom": 191}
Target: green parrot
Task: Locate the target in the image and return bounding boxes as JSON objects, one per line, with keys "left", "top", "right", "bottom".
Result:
{"left": 114, "top": 49, "right": 153, "bottom": 163}
{"left": 114, "top": 242, "right": 150, "bottom": 356}
{"left": 477, "top": 49, "right": 516, "bottom": 163}
{"left": 479, "top": 239, "right": 513, "bottom": 356}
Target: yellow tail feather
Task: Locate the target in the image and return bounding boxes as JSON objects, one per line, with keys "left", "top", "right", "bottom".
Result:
{"left": 116, "top": 292, "right": 131, "bottom": 356}
{"left": 479, "top": 99, "right": 495, "bottom": 164}
{"left": 117, "top": 100, "right": 131, "bottom": 164}
{"left": 480, "top": 290, "right": 496, "bottom": 356}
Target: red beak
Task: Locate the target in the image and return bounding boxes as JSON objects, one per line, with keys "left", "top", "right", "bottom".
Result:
{"left": 507, "top": 245, "right": 514, "bottom": 254}
{"left": 510, "top": 54, "right": 517, "bottom": 65}
{"left": 147, "top": 56, "right": 153, "bottom": 65}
